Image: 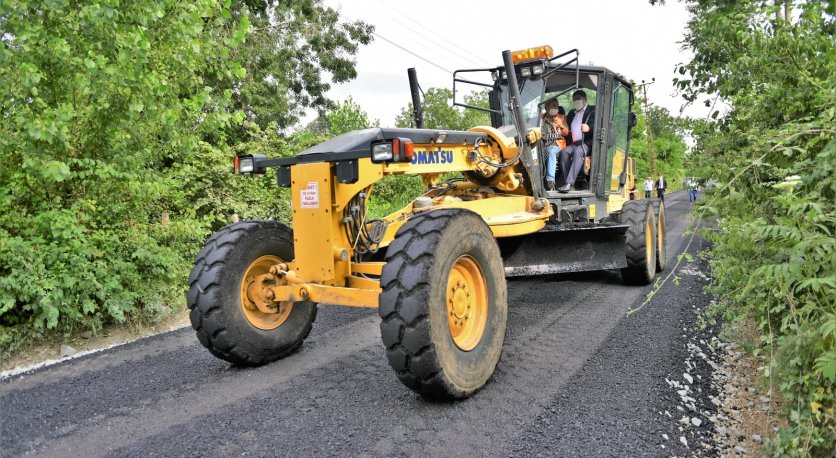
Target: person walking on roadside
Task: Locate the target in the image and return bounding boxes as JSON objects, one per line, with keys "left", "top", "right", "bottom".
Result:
{"left": 644, "top": 176, "right": 654, "bottom": 199}
{"left": 687, "top": 176, "right": 698, "bottom": 203}
{"left": 655, "top": 174, "right": 667, "bottom": 202}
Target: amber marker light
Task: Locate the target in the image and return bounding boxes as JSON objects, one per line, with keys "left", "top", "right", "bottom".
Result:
{"left": 511, "top": 45, "right": 554, "bottom": 63}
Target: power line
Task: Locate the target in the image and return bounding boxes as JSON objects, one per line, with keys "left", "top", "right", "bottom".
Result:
{"left": 369, "top": 0, "right": 492, "bottom": 69}
{"left": 372, "top": 31, "right": 453, "bottom": 75}
{"left": 374, "top": 0, "right": 494, "bottom": 68}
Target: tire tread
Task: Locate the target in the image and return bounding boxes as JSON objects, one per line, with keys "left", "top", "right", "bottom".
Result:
{"left": 188, "top": 220, "right": 316, "bottom": 366}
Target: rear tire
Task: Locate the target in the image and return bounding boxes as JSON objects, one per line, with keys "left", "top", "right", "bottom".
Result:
{"left": 379, "top": 209, "right": 507, "bottom": 399}
{"left": 651, "top": 199, "right": 667, "bottom": 272}
{"left": 620, "top": 201, "right": 658, "bottom": 285}
{"left": 188, "top": 221, "right": 317, "bottom": 366}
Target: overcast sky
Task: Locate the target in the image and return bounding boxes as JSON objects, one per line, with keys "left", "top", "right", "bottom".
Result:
{"left": 319, "top": 0, "right": 711, "bottom": 127}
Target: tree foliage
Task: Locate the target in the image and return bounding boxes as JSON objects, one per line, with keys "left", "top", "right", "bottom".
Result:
{"left": 224, "top": 0, "right": 373, "bottom": 137}
{"left": 668, "top": 0, "right": 835, "bottom": 454}
{"left": 0, "top": 1, "right": 372, "bottom": 354}
{"left": 628, "top": 100, "right": 688, "bottom": 189}
{"left": 395, "top": 88, "right": 490, "bottom": 131}
{"left": 0, "top": 0, "right": 246, "bottom": 336}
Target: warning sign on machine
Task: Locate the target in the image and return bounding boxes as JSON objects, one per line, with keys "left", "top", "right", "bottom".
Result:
{"left": 300, "top": 182, "right": 319, "bottom": 209}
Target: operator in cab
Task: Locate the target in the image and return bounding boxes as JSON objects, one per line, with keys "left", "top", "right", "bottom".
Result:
{"left": 541, "top": 99, "right": 569, "bottom": 191}
{"left": 558, "top": 90, "right": 595, "bottom": 192}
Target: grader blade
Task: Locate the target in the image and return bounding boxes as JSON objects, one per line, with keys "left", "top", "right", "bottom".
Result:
{"left": 499, "top": 224, "right": 629, "bottom": 277}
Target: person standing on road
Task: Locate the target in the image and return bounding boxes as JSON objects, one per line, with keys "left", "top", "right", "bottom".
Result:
{"left": 655, "top": 174, "right": 667, "bottom": 202}
{"left": 644, "top": 176, "right": 654, "bottom": 199}
{"left": 687, "top": 176, "right": 699, "bottom": 202}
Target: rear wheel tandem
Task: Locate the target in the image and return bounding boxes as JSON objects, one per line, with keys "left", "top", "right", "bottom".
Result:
{"left": 187, "top": 220, "right": 317, "bottom": 365}
{"left": 379, "top": 209, "right": 508, "bottom": 399}
{"left": 651, "top": 199, "right": 667, "bottom": 272}
{"left": 620, "top": 201, "right": 658, "bottom": 285}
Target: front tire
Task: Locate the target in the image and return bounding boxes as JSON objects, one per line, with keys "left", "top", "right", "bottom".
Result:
{"left": 187, "top": 220, "right": 317, "bottom": 365}
{"left": 620, "top": 201, "right": 658, "bottom": 285}
{"left": 379, "top": 209, "right": 507, "bottom": 399}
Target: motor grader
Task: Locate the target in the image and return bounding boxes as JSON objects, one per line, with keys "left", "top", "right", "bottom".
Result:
{"left": 188, "top": 45, "right": 666, "bottom": 399}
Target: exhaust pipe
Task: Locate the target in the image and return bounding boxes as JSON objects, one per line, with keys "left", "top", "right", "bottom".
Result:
{"left": 407, "top": 68, "right": 424, "bottom": 129}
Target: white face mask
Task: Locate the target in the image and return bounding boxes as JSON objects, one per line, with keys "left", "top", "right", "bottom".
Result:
{"left": 548, "top": 108, "right": 559, "bottom": 116}
{"left": 573, "top": 100, "right": 585, "bottom": 111}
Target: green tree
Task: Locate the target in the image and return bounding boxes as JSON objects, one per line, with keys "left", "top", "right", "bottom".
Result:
{"left": 322, "top": 96, "right": 380, "bottom": 136}
{"left": 0, "top": 1, "right": 248, "bottom": 342}
{"left": 395, "top": 88, "right": 491, "bottom": 130}
{"left": 628, "top": 98, "right": 688, "bottom": 188}
{"left": 224, "top": 1, "right": 373, "bottom": 137}
{"left": 662, "top": 0, "right": 835, "bottom": 453}
{"left": 0, "top": 0, "right": 376, "bottom": 356}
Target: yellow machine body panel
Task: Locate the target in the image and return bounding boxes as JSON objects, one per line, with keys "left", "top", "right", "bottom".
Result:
{"left": 607, "top": 155, "right": 636, "bottom": 214}
{"left": 289, "top": 162, "right": 342, "bottom": 284}
{"left": 281, "top": 135, "right": 552, "bottom": 307}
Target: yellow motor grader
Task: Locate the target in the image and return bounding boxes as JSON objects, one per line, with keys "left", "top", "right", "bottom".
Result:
{"left": 188, "top": 45, "right": 666, "bottom": 399}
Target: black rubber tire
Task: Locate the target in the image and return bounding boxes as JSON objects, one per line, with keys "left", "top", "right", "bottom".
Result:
{"left": 187, "top": 220, "right": 317, "bottom": 366}
{"left": 650, "top": 199, "right": 667, "bottom": 272}
{"left": 620, "top": 201, "right": 658, "bottom": 285}
{"left": 378, "top": 209, "right": 507, "bottom": 400}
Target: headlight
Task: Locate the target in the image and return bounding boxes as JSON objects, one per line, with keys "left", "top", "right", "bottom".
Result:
{"left": 371, "top": 138, "right": 414, "bottom": 163}
{"left": 233, "top": 154, "right": 266, "bottom": 175}
{"left": 371, "top": 143, "right": 394, "bottom": 162}
{"left": 532, "top": 63, "right": 545, "bottom": 75}
{"left": 520, "top": 66, "right": 531, "bottom": 77}
{"left": 239, "top": 157, "right": 254, "bottom": 174}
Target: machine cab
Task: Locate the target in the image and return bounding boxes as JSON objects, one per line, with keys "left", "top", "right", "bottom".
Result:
{"left": 453, "top": 46, "right": 637, "bottom": 213}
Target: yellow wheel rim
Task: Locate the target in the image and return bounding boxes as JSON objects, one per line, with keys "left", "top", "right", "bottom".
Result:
{"left": 446, "top": 255, "right": 488, "bottom": 351}
{"left": 645, "top": 217, "right": 653, "bottom": 265}
{"left": 240, "top": 255, "right": 293, "bottom": 330}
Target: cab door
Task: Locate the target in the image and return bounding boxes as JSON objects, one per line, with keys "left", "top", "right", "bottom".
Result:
{"left": 603, "top": 77, "right": 632, "bottom": 194}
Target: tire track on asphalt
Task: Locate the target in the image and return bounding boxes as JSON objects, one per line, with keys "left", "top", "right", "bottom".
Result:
{"left": 365, "top": 193, "right": 694, "bottom": 456}
{"left": 103, "top": 274, "right": 620, "bottom": 458}
{"left": 365, "top": 275, "right": 644, "bottom": 456}
{"left": 6, "top": 314, "right": 381, "bottom": 457}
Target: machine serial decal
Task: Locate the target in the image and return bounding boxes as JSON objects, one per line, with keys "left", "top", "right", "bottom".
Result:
{"left": 411, "top": 148, "right": 454, "bottom": 165}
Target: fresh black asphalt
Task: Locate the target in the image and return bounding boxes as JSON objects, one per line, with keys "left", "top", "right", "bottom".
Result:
{"left": 0, "top": 192, "right": 719, "bottom": 457}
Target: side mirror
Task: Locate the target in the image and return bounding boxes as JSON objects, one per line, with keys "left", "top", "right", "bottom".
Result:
{"left": 628, "top": 112, "right": 638, "bottom": 128}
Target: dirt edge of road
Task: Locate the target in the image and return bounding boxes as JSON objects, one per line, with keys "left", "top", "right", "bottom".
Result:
{"left": 0, "top": 309, "right": 190, "bottom": 376}
{"left": 712, "top": 319, "right": 786, "bottom": 457}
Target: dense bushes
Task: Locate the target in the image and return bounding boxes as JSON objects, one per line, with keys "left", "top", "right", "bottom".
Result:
{"left": 674, "top": 1, "right": 835, "bottom": 454}
{"left": 0, "top": 1, "right": 246, "bottom": 341}
{"left": 0, "top": 1, "right": 371, "bottom": 353}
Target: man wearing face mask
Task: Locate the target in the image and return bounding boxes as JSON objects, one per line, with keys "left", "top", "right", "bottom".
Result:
{"left": 557, "top": 90, "right": 596, "bottom": 193}
{"left": 541, "top": 99, "right": 568, "bottom": 191}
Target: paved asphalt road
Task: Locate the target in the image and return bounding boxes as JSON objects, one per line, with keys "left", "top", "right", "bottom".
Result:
{"left": 1, "top": 191, "right": 716, "bottom": 457}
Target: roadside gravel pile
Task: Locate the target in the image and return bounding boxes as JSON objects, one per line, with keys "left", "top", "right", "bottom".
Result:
{"left": 653, "top": 259, "right": 726, "bottom": 456}
{"left": 709, "top": 331, "right": 784, "bottom": 457}
{"left": 659, "top": 260, "right": 782, "bottom": 457}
